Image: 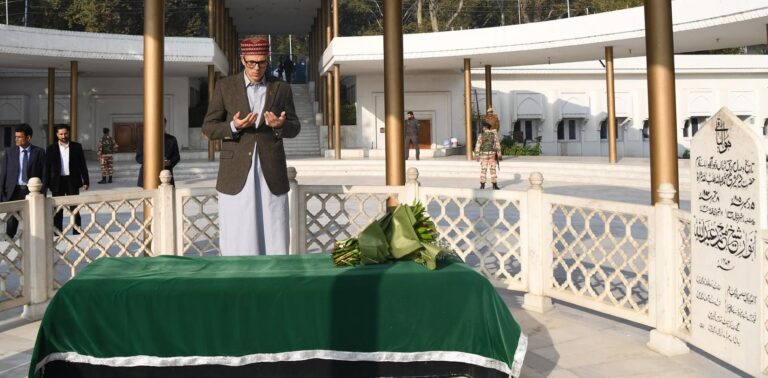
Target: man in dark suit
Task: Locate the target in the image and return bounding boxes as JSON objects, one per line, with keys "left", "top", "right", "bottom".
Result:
{"left": 203, "top": 36, "right": 300, "bottom": 256}
{"left": 0, "top": 124, "right": 46, "bottom": 238}
{"left": 46, "top": 124, "right": 89, "bottom": 233}
{"left": 135, "top": 118, "right": 181, "bottom": 187}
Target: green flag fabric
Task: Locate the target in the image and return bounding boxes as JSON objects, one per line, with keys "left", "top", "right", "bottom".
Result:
{"left": 31, "top": 255, "right": 526, "bottom": 377}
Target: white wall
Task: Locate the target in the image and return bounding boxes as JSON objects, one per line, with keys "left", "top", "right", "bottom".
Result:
{"left": 0, "top": 76, "right": 190, "bottom": 151}
{"left": 355, "top": 66, "right": 768, "bottom": 157}
{"left": 357, "top": 73, "right": 466, "bottom": 151}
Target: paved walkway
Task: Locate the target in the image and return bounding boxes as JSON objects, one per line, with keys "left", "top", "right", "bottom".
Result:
{"left": 500, "top": 292, "right": 742, "bottom": 377}
{"left": 85, "top": 154, "right": 693, "bottom": 210}
{"left": 288, "top": 175, "right": 692, "bottom": 210}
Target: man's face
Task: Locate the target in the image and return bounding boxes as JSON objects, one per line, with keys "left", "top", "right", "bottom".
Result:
{"left": 242, "top": 54, "right": 269, "bottom": 83}
{"left": 15, "top": 132, "right": 30, "bottom": 148}
{"left": 56, "top": 128, "right": 70, "bottom": 144}
{"left": 408, "top": 113, "right": 414, "bottom": 119}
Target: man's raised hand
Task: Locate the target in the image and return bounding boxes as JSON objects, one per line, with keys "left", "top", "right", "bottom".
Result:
{"left": 233, "top": 111, "right": 258, "bottom": 130}
{"left": 264, "top": 111, "right": 287, "bottom": 129}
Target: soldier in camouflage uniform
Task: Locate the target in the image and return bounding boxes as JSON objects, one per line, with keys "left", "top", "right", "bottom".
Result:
{"left": 485, "top": 107, "right": 500, "bottom": 133}
{"left": 474, "top": 121, "right": 501, "bottom": 190}
{"left": 97, "top": 128, "right": 117, "bottom": 184}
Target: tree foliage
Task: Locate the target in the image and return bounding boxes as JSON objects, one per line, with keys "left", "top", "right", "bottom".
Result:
{"left": 0, "top": 0, "right": 663, "bottom": 37}
{"left": 339, "top": 0, "right": 645, "bottom": 35}
{"left": 6, "top": 0, "right": 207, "bottom": 36}
{"left": 64, "top": 0, "right": 139, "bottom": 33}
{"left": 270, "top": 35, "right": 309, "bottom": 61}
{"left": 4, "top": 0, "right": 759, "bottom": 56}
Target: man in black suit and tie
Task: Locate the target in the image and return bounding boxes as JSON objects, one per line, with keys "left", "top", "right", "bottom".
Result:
{"left": 46, "top": 124, "right": 89, "bottom": 233}
{"left": 0, "top": 124, "right": 46, "bottom": 238}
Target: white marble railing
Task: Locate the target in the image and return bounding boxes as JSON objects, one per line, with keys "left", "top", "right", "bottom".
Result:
{"left": 175, "top": 187, "right": 219, "bottom": 257}
{"left": 50, "top": 190, "right": 156, "bottom": 292}
{"left": 676, "top": 212, "right": 693, "bottom": 339}
{"left": 0, "top": 167, "right": 742, "bottom": 369}
{"left": 0, "top": 199, "right": 26, "bottom": 312}
{"left": 544, "top": 193, "right": 654, "bottom": 326}
{"left": 421, "top": 186, "right": 527, "bottom": 291}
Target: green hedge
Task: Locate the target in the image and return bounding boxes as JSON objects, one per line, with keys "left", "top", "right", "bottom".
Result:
{"left": 500, "top": 134, "right": 542, "bottom": 156}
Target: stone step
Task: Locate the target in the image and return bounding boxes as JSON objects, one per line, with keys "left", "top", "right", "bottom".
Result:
{"left": 286, "top": 83, "right": 320, "bottom": 156}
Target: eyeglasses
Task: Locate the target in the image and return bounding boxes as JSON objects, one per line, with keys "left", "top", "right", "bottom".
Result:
{"left": 242, "top": 59, "right": 268, "bottom": 68}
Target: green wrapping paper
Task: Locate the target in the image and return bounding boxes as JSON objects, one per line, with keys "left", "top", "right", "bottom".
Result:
{"left": 358, "top": 215, "right": 390, "bottom": 265}
{"left": 387, "top": 205, "right": 423, "bottom": 259}
{"left": 333, "top": 202, "right": 455, "bottom": 270}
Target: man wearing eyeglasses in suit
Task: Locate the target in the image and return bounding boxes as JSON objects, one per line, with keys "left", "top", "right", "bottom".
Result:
{"left": 203, "top": 36, "right": 301, "bottom": 256}
{"left": 0, "top": 124, "right": 46, "bottom": 238}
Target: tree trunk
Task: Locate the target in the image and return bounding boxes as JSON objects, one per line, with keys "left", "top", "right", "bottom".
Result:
{"left": 497, "top": 0, "right": 505, "bottom": 26}
{"left": 445, "top": 0, "right": 464, "bottom": 29}
{"left": 533, "top": 0, "right": 545, "bottom": 21}
{"left": 417, "top": 0, "right": 423, "bottom": 32}
{"left": 428, "top": 0, "right": 439, "bottom": 32}
{"left": 520, "top": 0, "right": 530, "bottom": 23}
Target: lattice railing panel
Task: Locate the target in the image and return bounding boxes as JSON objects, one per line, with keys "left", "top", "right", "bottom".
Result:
{"left": 550, "top": 203, "right": 650, "bottom": 315}
{"left": 677, "top": 212, "right": 692, "bottom": 335}
{"left": 52, "top": 198, "right": 153, "bottom": 290}
{"left": 304, "top": 191, "right": 391, "bottom": 253}
{"left": 0, "top": 206, "right": 25, "bottom": 311}
{"left": 423, "top": 193, "right": 523, "bottom": 286}
{"left": 180, "top": 194, "right": 220, "bottom": 256}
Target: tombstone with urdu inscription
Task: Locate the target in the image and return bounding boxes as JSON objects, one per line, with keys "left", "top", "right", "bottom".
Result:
{"left": 690, "top": 107, "right": 766, "bottom": 375}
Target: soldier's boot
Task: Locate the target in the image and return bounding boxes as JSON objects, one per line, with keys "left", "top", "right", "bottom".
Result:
{"left": 493, "top": 183, "right": 500, "bottom": 190}
{"left": 480, "top": 183, "right": 485, "bottom": 189}
{"left": 107, "top": 176, "right": 112, "bottom": 183}
{"left": 97, "top": 176, "right": 107, "bottom": 184}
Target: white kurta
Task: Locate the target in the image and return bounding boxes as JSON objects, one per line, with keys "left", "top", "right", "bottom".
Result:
{"left": 219, "top": 143, "right": 289, "bottom": 256}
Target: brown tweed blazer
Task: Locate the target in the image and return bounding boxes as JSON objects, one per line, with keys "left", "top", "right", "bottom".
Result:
{"left": 203, "top": 74, "right": 300, "bottom": 195}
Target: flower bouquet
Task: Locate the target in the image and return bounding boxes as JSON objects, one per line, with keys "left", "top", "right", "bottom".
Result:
{"left": 332, "top": 202, "right": 458, "bottom": 270}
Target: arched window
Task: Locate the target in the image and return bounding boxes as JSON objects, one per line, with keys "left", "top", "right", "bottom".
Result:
{"left": 600, "top": 118, "right": 624, "bottom": 140}
{"left": 600, "top": 120, "right": 607, "bottom": 140}
{"left": 684, "top": 116, "right": 707, "bottom": 137}
{"left": 524, "top": 120, "right": 534, "bottom": 141}
{"left": 516, "top": 119, "right": 539, "bottom": 142}
{"left": 691, "top": 117, "right": 700, "bottom": 136}
{"left": 558, "top": 119, "right": 579, "bottom": 141}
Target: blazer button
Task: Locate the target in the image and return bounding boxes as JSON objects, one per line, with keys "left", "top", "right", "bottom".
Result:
{"left": 248, "top": 152, "right": 252, "bottom": 156}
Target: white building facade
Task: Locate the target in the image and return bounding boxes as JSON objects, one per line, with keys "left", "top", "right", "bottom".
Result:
{"left": 0, "top": 74, "right": 194, "bottom": 151}
{"left": 0, "top": 24, "right": 226, "bottom": 152}
{"left": 347, "top": 56, "right": 768, "bottom": 158}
